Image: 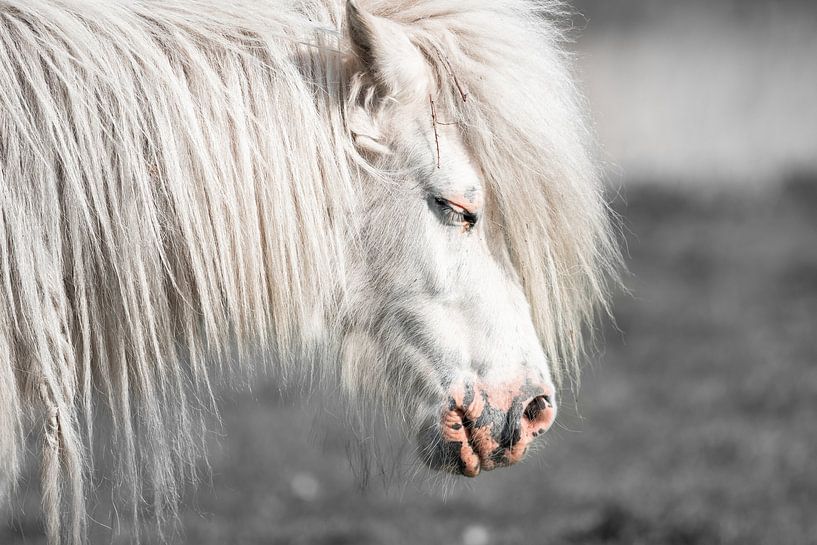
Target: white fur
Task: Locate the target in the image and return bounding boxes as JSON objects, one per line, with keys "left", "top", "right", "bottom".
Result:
{"left": 0, "top": 0, "right": 619, "bottom": 542}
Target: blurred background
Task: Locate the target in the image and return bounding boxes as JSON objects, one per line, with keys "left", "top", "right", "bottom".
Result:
{"left": 577, "top": 0, "right": 817, "bottom": 188}
{"left": 4, "top": 1, "right": 816, "bottom": 544}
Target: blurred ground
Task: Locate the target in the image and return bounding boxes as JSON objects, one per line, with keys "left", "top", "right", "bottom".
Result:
{"left": 5, "top": 180, "right": 816, "bottom": 545}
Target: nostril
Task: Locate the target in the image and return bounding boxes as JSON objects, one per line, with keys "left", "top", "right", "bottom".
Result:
{"left": 523, "top": 395, "right": 553, "bottom": 422}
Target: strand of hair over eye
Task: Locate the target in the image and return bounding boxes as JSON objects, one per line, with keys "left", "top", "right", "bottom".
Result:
{"left": 427, "top": 61, "right": 467, "bottom": 169}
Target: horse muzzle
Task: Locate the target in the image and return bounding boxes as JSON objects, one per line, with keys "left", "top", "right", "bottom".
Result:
{"left": 419, "top": 377, "right": 557, "bottom": 476}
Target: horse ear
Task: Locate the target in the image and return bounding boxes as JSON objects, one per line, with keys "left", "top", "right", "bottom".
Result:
{"left": 346, "top": 0, "right": 432, "bottom": 104}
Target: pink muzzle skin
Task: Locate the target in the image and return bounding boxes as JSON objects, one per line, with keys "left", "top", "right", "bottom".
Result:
{"left": 441, "top": 378, "right": 556, "bottom": 477}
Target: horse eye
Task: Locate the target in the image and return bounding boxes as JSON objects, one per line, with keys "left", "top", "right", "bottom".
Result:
{"left": 434, "top": 197, "right": 478, "bottom": 230}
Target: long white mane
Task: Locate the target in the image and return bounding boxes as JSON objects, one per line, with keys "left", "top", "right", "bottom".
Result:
{"left": 0, "top": 0, "right": 618, "bottom": 542}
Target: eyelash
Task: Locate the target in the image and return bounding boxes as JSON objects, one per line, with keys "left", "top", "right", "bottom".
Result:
{"left": 434, "top": 197, "right": 478, "bottom": 230}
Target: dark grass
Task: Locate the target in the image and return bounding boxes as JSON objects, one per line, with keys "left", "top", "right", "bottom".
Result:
{"left": 3, "top": 180, "right": 816, "bottom": 545}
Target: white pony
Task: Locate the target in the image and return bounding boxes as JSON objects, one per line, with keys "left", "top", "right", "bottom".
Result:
{"left": 0, "top": 0, "right": 619, "bottom": 542}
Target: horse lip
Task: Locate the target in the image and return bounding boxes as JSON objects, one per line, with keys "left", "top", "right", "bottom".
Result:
{"left": 461, "top": 461, "right": 480, "bottom": 477}
{"left": 438, "top": 407, "right": 504, "bottom": 476}
{"left": 417, "top": 413, "right": 481, "bottom": 476}
{"left": 455, "top": 435, "right": 482, "bottom": 477}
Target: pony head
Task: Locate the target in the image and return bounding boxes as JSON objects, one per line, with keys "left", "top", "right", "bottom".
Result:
{"left": 0, "top": 1, "right": 619, "bottom": 540}
{"left": 336, "top": 1, "right": 615, "bottom": 476}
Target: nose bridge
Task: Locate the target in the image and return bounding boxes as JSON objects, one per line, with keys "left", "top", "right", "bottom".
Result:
{"left": 467, "top": 290, "right": 550, "bottom": 380}
{"left": 464, "top": 262, "right": 549, "bottom": 381}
